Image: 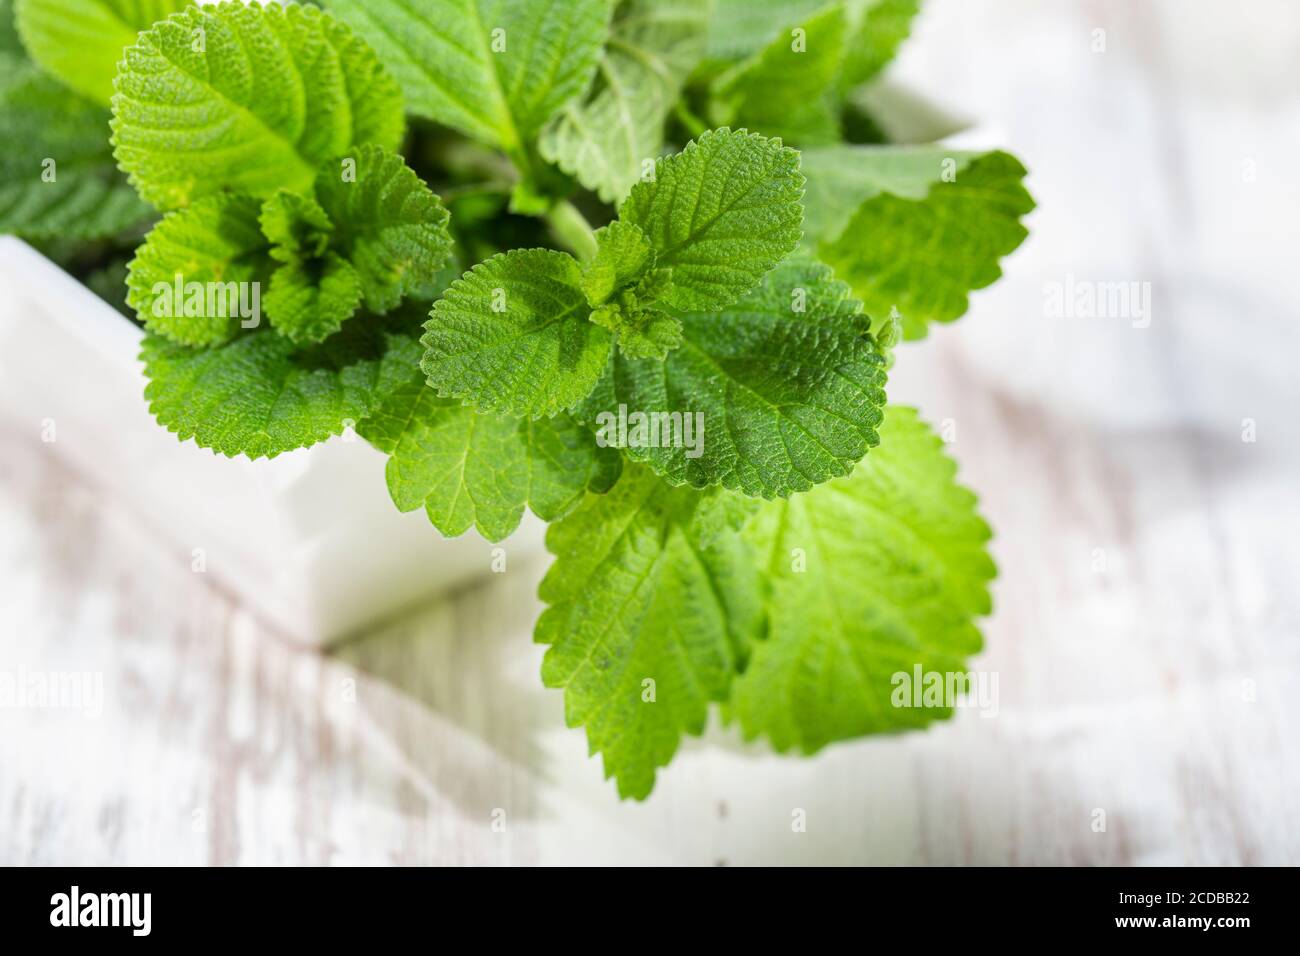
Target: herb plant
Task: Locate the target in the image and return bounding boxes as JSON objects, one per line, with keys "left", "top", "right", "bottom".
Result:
{"left": 1, "top": 0, "right": 1034, "bottom": 798}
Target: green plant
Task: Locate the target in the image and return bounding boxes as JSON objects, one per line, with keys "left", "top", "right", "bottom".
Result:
{"left": 1, "top": 0, "right": 1034, "bottom": 799}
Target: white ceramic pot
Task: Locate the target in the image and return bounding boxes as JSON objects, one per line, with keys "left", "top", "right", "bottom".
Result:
{"left": 0, "top": 237, "right": 546, "bottom": 645}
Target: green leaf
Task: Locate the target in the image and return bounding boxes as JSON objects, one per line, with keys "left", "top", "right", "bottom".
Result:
{"left": 802, "top": 146, "right": 1035, "bottom": 338}
{"left": 731, "top": 406, "right": 996, "bottom": 753}
{"left": 265, "top": 253, "right": 364, "bottom": 346}
{"left": 710, "top": 4, "right": 847, "bottom": 146}
{"left": 15, "top": 0, "right": 191, "bottom": 105}
{"left": 581, "top": 220, "right": 655, "bottom": 306}
{"left": 421, "top": 248, "right": 612, "bottom": 418}
{"left": 702, "top": 0, "right": 829, "bottom": 64}
{"left": 539, "top": 0, "right": 706, "bottom": 203}
{"left": 619, "top": 127, "right": 804, "bottom": 312}
{"left": 537, "top": 465, "right": 762, "bottom": 799}
{"left": 322, "top": 0, "right": 609, "bottom": 158}
{"left": 0, "top": 60, "right": 150, "bottom": 239}
{"left": 313, "top": 145, "right": 453, "bottom": 313}
{"left": 577, "top": 256, "right": 887, "bottom": 497}
{"left": 126, "top": 193, "right": 272, "bottom": 346}
{"left": 141, "top": 324, "right": 418, "bottom": 459}
{"left": 840, "top": 0, "right": 921, "bottom": 88}
{"left": 359, "top": 366, "right": 619, "bottom": 541}
{"left": 111, "top": 2, "right": 404, "bottom": 210}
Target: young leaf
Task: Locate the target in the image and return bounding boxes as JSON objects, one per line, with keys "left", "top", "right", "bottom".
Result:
{"left": 537, "top": 465, "right": 762, "bottom": 799}
{"left": 313, "top": 145, "right": 453, "bottom": 314}
{"left": 322, "top": 0, "right": 609, "bottom": 159}
{"left": 421, "top": 248, "right": 612, "bottom": 419}
{"left": 266, "top": 255, "right": 364, "bottom": 347}
{"left": 580, "top": 220, "right": 655, "bottom": 307}
{"left": 840, "top": 0, "right": 921, "bottom": 88}
{"left": 359, "top": 367, "right": 619, "bottom": 542}
{"left": 540, "top": 0, "right": 706, "bottom": 203}
{"left": 618, "top": 127, "right": 804, "bottom": 312}
{"left": 731, "top": 406, "right": 996, "bottom": 753}
{"left": 15, "top": 0, "right": 191, "bottom": 105}
{"left": 141, "top": 325, "right": 418, "bottom": 460}
{"left": 127, "top": 193, "right": 272, "bottom": 347}
{"left": 111, "top": 2, "right": 404, "bottom": 210}
{"left": 578, "top": 257, "right": 888, "bottom": 498}
{"left": 0, "top": 60, "right": 150, "bottom": 239}
{"left": 710, "top": 4, "right": 847, "bottom": 146}
{"left": 801, "top": 146, "right": 1035, "bottom": 338}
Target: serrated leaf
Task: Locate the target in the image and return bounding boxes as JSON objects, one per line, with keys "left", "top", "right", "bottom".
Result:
{"left": 111, "top": 2, "right": 404, "bottom": 210}
{"left": 265, "top": 253, "right": 363, "bottom": 345}
{"left": 0, "top": 59, "right": 151, "bottom": 239}
{"left": 802, "top": 146, "right": 1035, "bottom": 338}
{"left": 323, "top": 0, "right": 609, "bottom": 160}
{"left": 537, "top": 465, "right": 762, "bottom": 799}
{"left": 578, "top": 257, "right": 887, "bottom": 498}
{"left": 313, "top": 145, "right": 453, "bottom": 313}
{"left": 421, "top": 248, "right": 612, "bottom": 418}
{"left": 15, "top": 0, "right": 191, "bottom": 105}
{"left": 141, "top": 324, "right": 419, "bottom": 459}
{"left": 841, "top": 0, "right": 920, "bottom": 88}
{"left": 581, "top": 220, "right": 654, "bottom": 306}
{"left": 540, "top": 0, "right": 705, "bottom": 203}
{"left": 731, "top": 406, "right": 995, "bottom": 752}
{"left": 710, "top": 4, "right": 846, "bottom": 146}
{"left": 359, "top": 368, "right": 619, "bottom": 541}
{"left": 261, "top": 190, "right": 333, "bottom": 261}
{"left": 619, "top": 127, "right": 803, "bottom": 312}
{"left": 126, "top": 193, "right": 271, "bottom": 346}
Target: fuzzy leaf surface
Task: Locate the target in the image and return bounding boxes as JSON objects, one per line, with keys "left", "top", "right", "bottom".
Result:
{"left": 731, "top": 406, "right": 995, "bottom": 752}
{"left": 111, "top": 2, "right": 404, "bottom": 210}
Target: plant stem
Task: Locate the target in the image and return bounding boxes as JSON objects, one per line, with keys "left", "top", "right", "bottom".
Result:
{"left": 546, "top": 200, "right": 598, "bottom": 262}
{"left": 673, "top": 100, "right": 709, "bottom": 138}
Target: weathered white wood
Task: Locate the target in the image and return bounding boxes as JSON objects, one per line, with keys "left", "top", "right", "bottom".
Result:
{"left": 1, "top": 0, "right": 1297, "bottom": 865}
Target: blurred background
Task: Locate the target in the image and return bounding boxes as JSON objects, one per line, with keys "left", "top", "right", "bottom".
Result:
{"left": 1, "top": 0, "right": 1297, "bottom": 864}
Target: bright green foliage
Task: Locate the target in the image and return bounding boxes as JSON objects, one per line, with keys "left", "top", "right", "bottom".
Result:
{"left": 841, "top": 0, "right": 922, "bottom": 87}
{"left": 360, "top": 365, "right": 620, "bottom": 541}
{"left": 581, "top": 220, "right": 655, "bottom": 306}
{"left": 0, "top": 58, "right": 150, "bottom": 238}
{"left": 710, "top": 4, "right": 847, "bottom": 146}
{"left": 578, "top": 257, "right": 887, "bottom": 497}
{"left": 15, "top": 0, "right": 191, "bottom": 105}
{"left": 13, "top": 0, "right": 1035, "bottom": 803}
{"left": 263, "top": 249, "right": 363, "bottom": 345}
{"left": 619, "top": 128, "right": 804, "bottom": 311}
{"left": 540, "top": 0, "right": 706, "bottom": 203}
{"left": 126, "top": 193, "right": 271, "bottom": 346}
{"left": 732, "top": 406, "right": 995, "bottom": 752}
{"left": 111, "top": 2, "right": 404, "bottom": 210}
{"left": 703, "top": 0, "right": 828, "bottom": 64}
{"left": 421, "top": 248, "right": 612, "bottom": 418}
{"left": 323, "top": 0, "right": 609, "bottom": 160}
{"left": 582, "top": 221, "right": 679, "bottom": 359}
{"left": 804, "top": 147, "right": 1035, "bottom": 338}
{"left": 312, "top": 146, "right": 453, "bottom": 314}
{"left": 537, "top": 465, "right": 763, "bottom": 799}
{"left": 141, "top": 326, "right": 419, "bottom": 459}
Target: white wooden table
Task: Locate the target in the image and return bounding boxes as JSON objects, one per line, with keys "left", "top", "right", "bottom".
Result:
{"left": 2, "top": 0, "right": 1298, "bottom": 865}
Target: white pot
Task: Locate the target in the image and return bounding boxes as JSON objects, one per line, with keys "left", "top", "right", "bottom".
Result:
{"left": 0, "top": 237, "right": 546, "bottom": 646}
